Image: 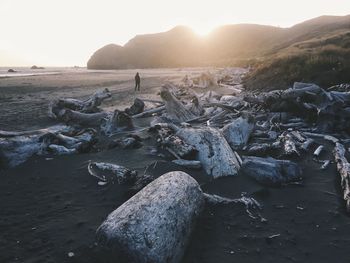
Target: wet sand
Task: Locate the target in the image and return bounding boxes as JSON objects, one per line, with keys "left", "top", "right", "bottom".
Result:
{"left": 1, "top": 69, "right": 350, "bottom": 263}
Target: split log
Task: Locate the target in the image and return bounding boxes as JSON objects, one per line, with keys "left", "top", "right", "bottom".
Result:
{"left": 333, "top": 143, "right": 350, "bottom": 212}
{"left": 96, "top": 171, "right": 204, "bottom": 263}
{"left": 88, "top": 161, "right": 137, "bottom": 184}
{"left": 172, "top": 159, "right": 202, "bottom": 169}
{"left": 125, "top": 98, "right": 145, "bottom": 115}
{"left": 176, "top": 127, "right": 241, "bottom": 178}
{"left": 222, "top": 117, "right": 254, "bottom": 150}
{"left": 241, "top": 156, "right": 302, "bottom": 185}
{"left": 160, "top": 85, "right": 198, "bottom": 122}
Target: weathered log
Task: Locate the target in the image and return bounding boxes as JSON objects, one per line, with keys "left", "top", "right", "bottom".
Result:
{"left": 241, "top": 156, "right": 302, "bottom": 185}
{"left": 280, "top": 132, "right": 300, "bottom": 156}
{"left": 246, "top": 142, "right": 281, "bottom": 155}
{"left": 160, "top": 85, "right": 198, "bottom": 122}
{"left": 222, "top": 116, "right": 254, "bottom": 150}
{"left": 152, "top": 125, "right": 197, "bottom": 159}
{"left": 176, "top": 127, "right": 240, "bottom": 178}
{"left": 102, "top": 110, "right": 134, "bottom": 135}
{"left": 96, "top": 171, "right": 204, "bottom": 263}
{"left": 172, "top": 159, "right": 202, "bottom": 169}
{"left": 60, "top": 109, "right": 108, "bottom": 126}
{"left": 49, "top": 88, "right": 111, "bottom": 118}
{"left": 108, "top": 135, "right": 142, "bottom": 149}
{"left": 88, "top": 161, "right": 137, "bottom": 184}
{"left": 333, "top": 143, "right": 350, "bottom": 212}
{"left": 125, "top": 98, "right": 145, "bottom": 115}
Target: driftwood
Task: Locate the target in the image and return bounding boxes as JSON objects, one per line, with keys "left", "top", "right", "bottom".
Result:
{"left": 176, "top": 127, "right": 241, "bottom": 178}
{"left": 49, "top": 88, "right": 111, "bottom": 118}
{"left": 241, "top": 156, "right": 302, "bottom": 185}
{"left": 160, "top": 85, "right": 198, "bottom": 122}
{"left": 132, "top": 106, "right": 165, "bottom": 118}
{"left": 222, "top": 116, "right": 254, "bottom": 150}
{"left": 152, "top": 124, "right": 197, "bottom": 160}
{"left": 96, "top": 171, "right": 204, "bottom": 263}
{"left": 333, "top": 143, "right": 350, "bottom": 212}
{"left": 313, "top": 145, "right": 324, "bottom": 157}
{"left": 172, "top": 159, "right": 202, "bottom": 169}
{"left": 88, "top": 161, "right": 137, "bottom": 184}
{"left": 60, "top": 109, "right": 108, "bottom": 126}
{"left": 125, "top": 98, "right": 145, "bottom": 115}
{"left": 102, "top": 110, "right": 134, "bottom": 135}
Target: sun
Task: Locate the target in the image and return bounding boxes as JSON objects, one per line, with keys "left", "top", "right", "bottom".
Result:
{"left": 192, "top": 25, "right": 213, "bottom": 36}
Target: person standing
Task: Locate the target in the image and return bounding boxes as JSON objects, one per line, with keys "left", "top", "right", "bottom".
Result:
{"left": 135, "top": 72, "right": 141, "bottom": 91}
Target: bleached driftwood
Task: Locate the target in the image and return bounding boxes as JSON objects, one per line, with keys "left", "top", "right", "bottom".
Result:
{"left": 176, "top": 127, "right": 241, "bottom": 178}
{"left": 153, "top": 124, "right": 197, "bottom": 159}
{"left": 313, "top": 145, "right": 324, "bottom": 157}
{"left": 49, "top": 88, "right": 111, "bottom": 118}
{"left": 160, "top": 85, "right": 198, "bottom": 122}
{"left": 88, "top": 161, "right": 137, "bottom": 184}
{"left": 241, "top": 156, "right": 302, "bottom": 185}
{"left": 333, "top": 143, "right": 350, "bottom": 212}
{"left": 96, "top": 171, "right": 204, "bottom": 263}
{"left": 60, "top": 109, "right": 108, "bottom": 126}
{"left": 222, "top": 116, "right": 254, "bottom": 150}
{"left": 172, "top": 159, "right": 202, "bottom": 169}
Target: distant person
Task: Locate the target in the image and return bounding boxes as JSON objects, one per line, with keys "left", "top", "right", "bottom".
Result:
{"left": 135, "top": 72, "right": 141, "bottom": 91}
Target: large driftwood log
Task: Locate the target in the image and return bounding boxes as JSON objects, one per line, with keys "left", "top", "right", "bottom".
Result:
{"left": 160, "top": 85, "right": 198, "bottom": 122}
{"left": 241, "top": 156, "right": 302, "bottom": 185}
{"left": 96, "top": 171, "right": 204, "bottom": 263}
{"left": 222, "top": 116, "right": 254, "bottom": 150}
{"left": 60, "top": 109, "right": 108, "bottom": 126}
{"left": 176, "top": 127, "right": 241, "bottom": 178}
{"left": 333, "top": 143, "right": 350, "bottom": 212}
{"left": 49, "top": 88, "right": 111, "bottom": 118}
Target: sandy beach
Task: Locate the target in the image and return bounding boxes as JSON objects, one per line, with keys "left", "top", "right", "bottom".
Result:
{"left": 1, "top": 68, "right": 350, "bottom": 263}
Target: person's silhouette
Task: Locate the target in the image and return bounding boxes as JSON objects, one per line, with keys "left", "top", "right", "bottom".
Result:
{"left": 135, "top": 72, "right": 141, "bottom": 91}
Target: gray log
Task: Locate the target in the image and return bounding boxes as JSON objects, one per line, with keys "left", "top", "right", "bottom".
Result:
{"left": 241, "top": 156, "right": 302, "bottom": 185}
{"left": 176, "top": 127, "right": 240, "bottom": 178}
{"left": 88, "top": 161, "right": 137, "bottom": 184}
{"left": 96, "top": 171, "right": 204, "bottom": 263}
{"left": 172, "top": 159, "right": 202, "bottom": 169}
{"left": 222, "top": 116, "right": 254, "bottom": 150}
{"left": 334, "top": 143, "right": 350, "bottom": 212}
{"left": 125, "top": 98, "right": 145, "bottom": 115}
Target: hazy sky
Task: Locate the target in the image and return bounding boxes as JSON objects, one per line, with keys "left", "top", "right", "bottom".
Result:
{"left": 1, "top": 0, "right": 349, "bottom": 67}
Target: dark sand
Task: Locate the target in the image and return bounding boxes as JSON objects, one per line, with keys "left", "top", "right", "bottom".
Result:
{"left": 1, "top": 69, "right": 350, "bottom": 263}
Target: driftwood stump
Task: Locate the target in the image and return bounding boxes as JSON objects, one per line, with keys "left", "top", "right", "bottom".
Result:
{"left": 96, "top": 171, "right": 204, "bottom": 263}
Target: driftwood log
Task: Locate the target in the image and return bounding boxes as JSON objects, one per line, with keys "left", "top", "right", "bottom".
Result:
{"left": 49, "top": 88, "right": 111, "bottom": 118}
{"left": 160, "top": 85, "right": 198, "bottom": 122}
{"left": 125, "top": 98, "right": 145, "bottom": 115}
{"left": 96, "top": 171, "right": 204, "bottom": 263}
{"left": 241, "top": 156, "right": 302, "bottom": 185}
{"left": 176, "top": 127, "right": 241, "bottom": 178}
{"left": 333, "top": 143, "right": 350, "bottom": 212}
{"left": 88, "top": 161, "right": 137, "bottom": 184}
{"left": 222, "top": 116, "right": 254, "bottom": 150}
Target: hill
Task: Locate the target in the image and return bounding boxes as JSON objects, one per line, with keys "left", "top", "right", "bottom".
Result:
{"left": 87, "top": 15, "right": 350, "bottom": 88}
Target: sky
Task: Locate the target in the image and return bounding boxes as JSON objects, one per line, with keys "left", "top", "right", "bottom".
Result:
{"left": 0, "top": 0, "right": 349, "bottom": 67}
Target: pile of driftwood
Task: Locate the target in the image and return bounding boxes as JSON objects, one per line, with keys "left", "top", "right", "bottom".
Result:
{"left": 2, "top": 68, "right": 350, "bottom": 262}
